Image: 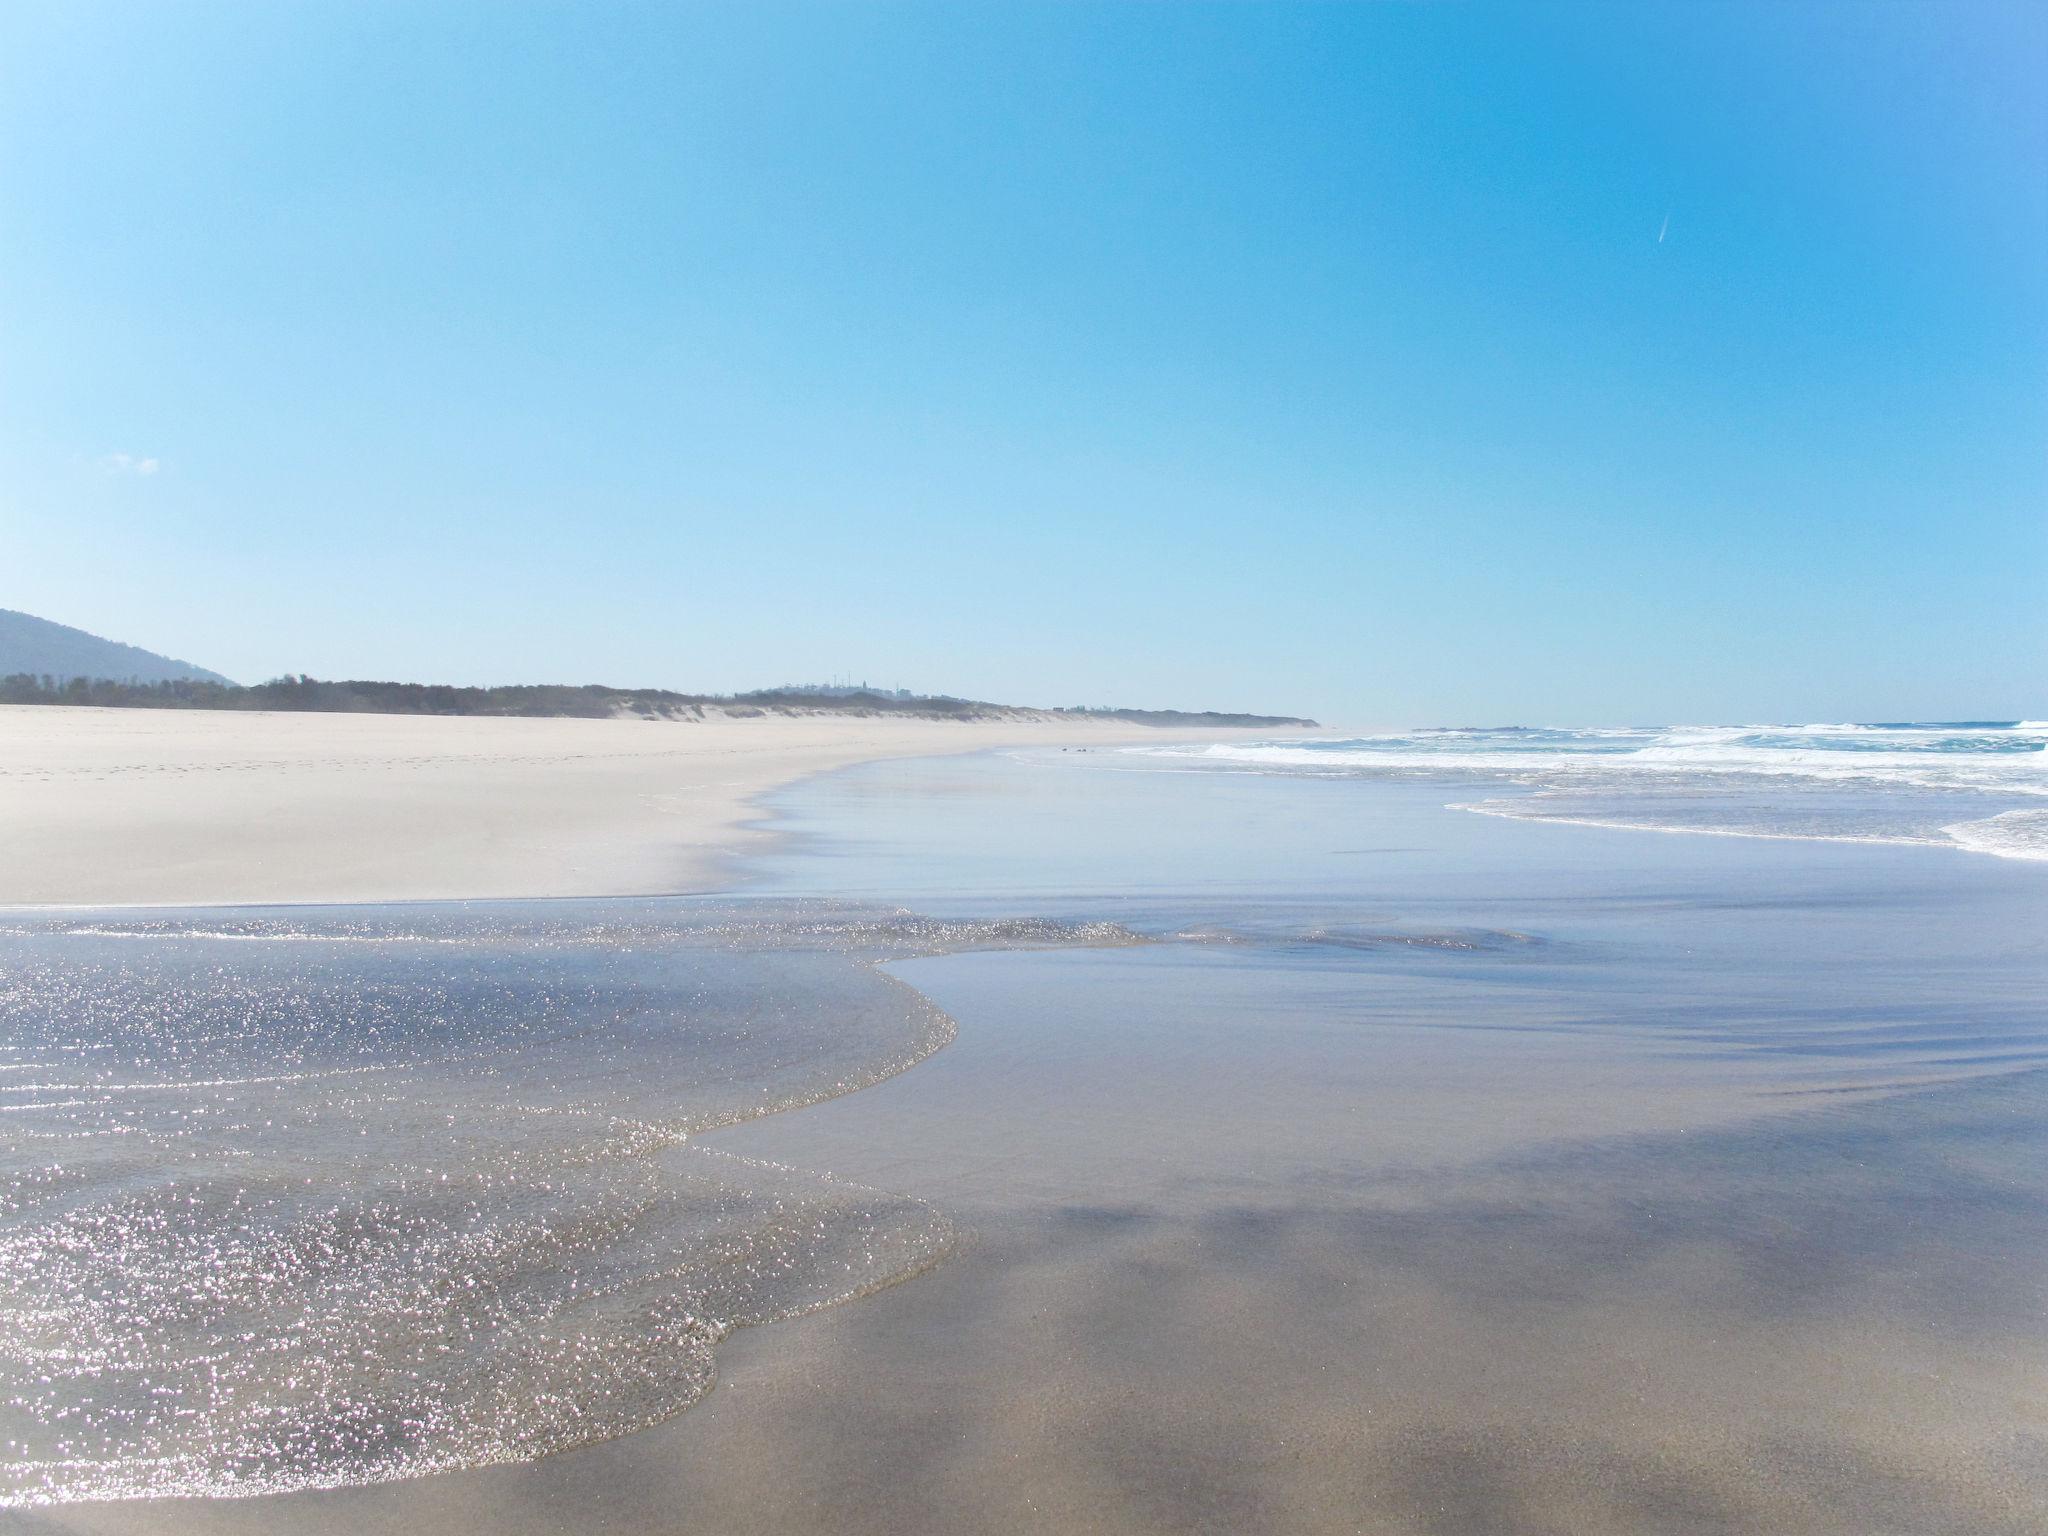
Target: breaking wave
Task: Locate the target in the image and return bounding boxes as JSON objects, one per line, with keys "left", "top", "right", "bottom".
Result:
{"left": 1124, "top": 723, "right": 2048, "bottom": 861}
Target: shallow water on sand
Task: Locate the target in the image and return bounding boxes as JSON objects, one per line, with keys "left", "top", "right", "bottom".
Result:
{"left": 4, "top": 749, "right": 2046, "bottom": 1532}
{"left": 702, "top": 752, "right": 2048, "bottom": 1533}
{"left": 0, "top": 902, "right": 1133, "bottom": 1505}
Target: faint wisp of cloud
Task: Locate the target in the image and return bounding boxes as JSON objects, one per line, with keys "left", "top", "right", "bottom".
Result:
{"left": 101, "top": 452, "right": 162, "bottom": 476}
{"left": 1657, "top": 209, "right": 1670, "bottom": 244}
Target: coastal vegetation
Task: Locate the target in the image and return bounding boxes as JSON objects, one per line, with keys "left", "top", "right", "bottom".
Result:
{"left": 0, "top": 672, "right": 1316, "bottom": 728}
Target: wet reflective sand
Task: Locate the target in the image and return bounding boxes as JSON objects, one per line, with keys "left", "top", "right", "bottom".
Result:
{"left": 12, "top": 754, "right": 2048, "bottom": 1532}
{"left": 0, "top": 904, "right": 1133, "bottom": 1505}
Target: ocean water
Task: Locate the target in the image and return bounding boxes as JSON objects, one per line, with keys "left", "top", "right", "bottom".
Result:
{"left": 3, "top": 731, "right": 2045, "bottom": 1531}
{"left": 1124, "top": 721, "right": 2048, "bottom": 861}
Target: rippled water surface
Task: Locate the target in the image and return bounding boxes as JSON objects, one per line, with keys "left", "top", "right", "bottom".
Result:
{"left": 5, "top": 741, "right": 2046, "bottom": 1533}
{"left": 0, "top": 902, "right": 1136, "bottom": 1505}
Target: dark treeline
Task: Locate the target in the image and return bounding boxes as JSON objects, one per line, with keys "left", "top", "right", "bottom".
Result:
{"left": 3, "top": 674, "right": 256, "bottom": 710}
{"left": 0, "top": 673, "right": 1315, "bottom": 727}
{"left": 0, "top": 673, "right": 967, "bottom": 718}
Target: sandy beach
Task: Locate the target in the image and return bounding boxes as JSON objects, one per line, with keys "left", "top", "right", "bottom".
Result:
{"left": 4, "top": 0, "right": 2033, "bottom": 1527}
{"left": 0, "top": 706, "right": 1236, "bottom": 908}
{"left": 11, "top": 752, "right": 2043, "bottom": 1535}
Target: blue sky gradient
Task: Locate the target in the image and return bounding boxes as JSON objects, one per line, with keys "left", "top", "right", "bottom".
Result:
{"left": 3, "top": 1, "right": 2042, "bottom": 725}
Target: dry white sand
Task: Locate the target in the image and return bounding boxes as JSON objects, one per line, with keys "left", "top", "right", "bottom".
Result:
{"left": 0, "top": 705, "right": 1227, "bottom": 908}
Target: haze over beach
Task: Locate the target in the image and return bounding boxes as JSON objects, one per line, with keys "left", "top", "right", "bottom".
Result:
{"left": 2, "top": 3, "right": 2044, "bottom": 1534}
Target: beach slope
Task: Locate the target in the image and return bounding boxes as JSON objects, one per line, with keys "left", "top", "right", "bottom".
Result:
{"left": 0, "top": 706, "right": 1224, "bottom": 907}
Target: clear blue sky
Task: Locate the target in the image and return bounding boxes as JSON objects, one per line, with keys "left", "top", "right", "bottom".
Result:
{"left": 3, "top": 2, "right": 2042, "bottom": 726}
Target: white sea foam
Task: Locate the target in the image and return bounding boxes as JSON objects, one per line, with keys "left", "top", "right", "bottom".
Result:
{"left": 1143, "top": 726, "right": 2047, "bottom": 792}
{"left": 1451, "top": 798, "right": 1950, "bottom": 852}
{"left": 1122, "top": 723, "right": 2048, "bottom": 861}
{"left": 1943, "top": 809, "right": 2048, "bottom": 862}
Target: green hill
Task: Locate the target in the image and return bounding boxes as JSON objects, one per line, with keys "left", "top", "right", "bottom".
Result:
{"left": 0, "top": 608, "right": 235, "bottom": 687}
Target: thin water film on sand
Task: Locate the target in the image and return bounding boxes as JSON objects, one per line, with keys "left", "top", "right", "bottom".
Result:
{"left": 0, "top": 900, "right": 1136, "bottom": 1505}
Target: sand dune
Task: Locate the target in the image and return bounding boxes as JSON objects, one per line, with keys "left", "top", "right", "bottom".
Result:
{"left": 0, "top": 706, "right": 1226, "bottom": 907}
